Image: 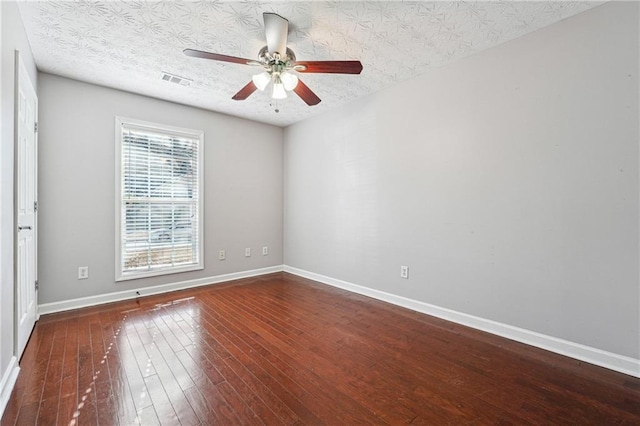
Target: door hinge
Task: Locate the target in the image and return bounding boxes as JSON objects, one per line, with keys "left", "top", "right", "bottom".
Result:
{"left": 35, "top": 280, "right": 38, "bottom": 291}
{"left": 34, "top": 201, "right": 38, "bottom": 212}
{"left": 34, "top": 122, "right": 38, "bottom": 133}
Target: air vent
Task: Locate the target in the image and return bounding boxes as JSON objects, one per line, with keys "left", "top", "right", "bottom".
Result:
{"left": 161, "top": 72, "right": 192, "bottom": 87}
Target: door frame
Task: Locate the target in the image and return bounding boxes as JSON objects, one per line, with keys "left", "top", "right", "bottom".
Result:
{"left": 13, "top": 49, "right": 38, "bottom": 360}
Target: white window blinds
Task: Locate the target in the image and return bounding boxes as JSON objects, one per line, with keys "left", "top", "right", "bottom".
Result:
{"left": 116, "top": 118, "right": 203, "bottom": 280}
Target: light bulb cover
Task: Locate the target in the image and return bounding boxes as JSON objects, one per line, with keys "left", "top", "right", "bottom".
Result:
{"left": 271, "top": 82, "right": 287, "bottom": 99}
{"left": 252, "top": 72, "right": 271, "bottom": 91}
{"left": 280, "top": 71, "right": 299, "bottom": 91}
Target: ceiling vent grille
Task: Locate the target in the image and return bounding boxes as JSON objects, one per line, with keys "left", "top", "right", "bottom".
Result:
{"left": 161, "top": 72, "right": 192, "bottom": 87}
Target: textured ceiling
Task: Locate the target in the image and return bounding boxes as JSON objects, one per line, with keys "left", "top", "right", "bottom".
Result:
{"left": 18, "top": 1, "right": 602, "bottom": 127}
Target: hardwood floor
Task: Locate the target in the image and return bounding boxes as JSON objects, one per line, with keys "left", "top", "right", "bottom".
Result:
{"left": 2, "top": 272, "right": 639, "bottom": 425}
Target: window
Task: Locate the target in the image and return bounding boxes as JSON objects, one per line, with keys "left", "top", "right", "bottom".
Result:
{"left": 115, "top": 117, "right": 203, "bottom": 281}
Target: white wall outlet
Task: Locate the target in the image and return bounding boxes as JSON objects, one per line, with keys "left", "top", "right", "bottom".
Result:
{"left": 218, "top": 250, "right": 226, "bottom": 261}
{"left": 262, "top": 246, "right": 268, "bottom": 256}
{"left": 245, "top": 247, "right": 251, "bottom": 257}
{"left": 400, "top": 265, "right": 409, "bottom": 279}
{"left": 78, "top": 266, "right": 89, "bottom": 280}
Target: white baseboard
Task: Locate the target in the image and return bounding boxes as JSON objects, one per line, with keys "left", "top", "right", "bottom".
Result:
{"left": 0, "top": 356, "right": 20, "bottom": 419}
{"left": 38, "top": 265, "right": 284, "bottom": 315}
{"left": 284, "top": 265, "right": 640, "bottom": 378}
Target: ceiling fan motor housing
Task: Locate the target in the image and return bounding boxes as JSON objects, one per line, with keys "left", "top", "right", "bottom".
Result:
{"left": 258, "top": 46, "right": 296, "bottom": 69}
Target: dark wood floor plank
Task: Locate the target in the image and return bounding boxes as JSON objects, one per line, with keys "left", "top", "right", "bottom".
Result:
{"left": 188, "top": 296, "right": 304, "bottom": 423}
{"left": 192, "top": 320, "right": 299, "bottom": 424}
{"left": 209, "top": 287, "right": 421, "bottom": 421}
{"left": 69, "top": 314, "right": 96, "bottom": 426}
{"left": 147, "top": 315, "right": 197, "bottom": 392}
{"left": 87, "top": 318, "right": 120, "bottom": 426}
{"left": 134, "top": 307, "right": 200, "bottom": 426}
{"left": 158, "top": 309, "right": 194, "bottom": 350}
{"left": 98, "top": 308, "right": 138, "bottom": 426}
{"left": 143, "top": 373, "right": 180, "bottom": 426}
{"left": 123, "top": 313, "right": 158, "bottom": 379}
{"left": 182, "top": 385, "right": 221, "bottom": 425}
{"left": 241, "top": 278, "right": 637, "bottom": 423}
{"left": 10, "top": 322, "right": 58, "bottom": 426}
{"left": 117, "top": 314, "right": 155, "bottom": 416}
{"left": 12, "top": 402, "right": 39, "bottom": 426}
{"left": 56, "top": 395, "right": 77, "bottom": 426}
{"left": 3, "top": 272, "right": 639, "bottom": 426}
{"left": 202, "top": 290, "right": 390, "bottom": 423}
{"left": 176, "top": 350, "right": 235, "bottom": 424}
{"left": 36, "top": 319, "right": 68, "bottom": 425}
{"left": 55, "top": 316, "right": 79, "bottom": 426}
{"left": 185, "top": 335, "right": 285, "bottom": 424}
{"left": 209, "top": 290, "right": 380, "bottom": 418}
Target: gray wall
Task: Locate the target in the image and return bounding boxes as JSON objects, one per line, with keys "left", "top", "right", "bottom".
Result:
{"left": 37, "top": 73, "right": 283, "bottom": 304}
{"left": 284, "top": 2, "right": 639, "bottom": 359}
{"left": 1, "top": 0, "right": 38, "bottom": 387}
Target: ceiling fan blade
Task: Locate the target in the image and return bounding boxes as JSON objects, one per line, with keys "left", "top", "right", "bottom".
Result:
{"left": 263, "top": 12, "right": 288, "bottom": 57}
{"left": 232, "top": 81, "right": 258, "bottom": 100}
{"left": 184, "top": 48, "right": 254, "bottom": 65}
{"left": 293, "top": 79, "right": 321, "bottom": 106}
{"left": 295, "top": 61, "right": 363, "bottom": 74}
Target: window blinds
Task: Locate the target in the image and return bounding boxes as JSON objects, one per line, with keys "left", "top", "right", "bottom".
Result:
{"left": 119, "top": 123, "right": 201, "bottom": 276}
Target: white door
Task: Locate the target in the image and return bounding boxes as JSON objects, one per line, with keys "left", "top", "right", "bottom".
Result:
{"left": 15, "top": 51, "right": 38, "bottom": 359}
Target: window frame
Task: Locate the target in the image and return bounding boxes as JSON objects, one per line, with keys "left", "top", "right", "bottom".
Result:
{"left": 115, "top": 116, "right": 204, "bottom": 281}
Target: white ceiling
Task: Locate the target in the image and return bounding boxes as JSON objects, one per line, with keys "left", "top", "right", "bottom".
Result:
{"left": 18, "top": 1, "right": 602, "bottom": 127}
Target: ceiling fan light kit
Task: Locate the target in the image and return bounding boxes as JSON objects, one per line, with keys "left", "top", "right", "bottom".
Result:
{"left": 252, "top": 71, "right": 271, "bottom": 91}
{"left": 250, "top": 49, "right": 300, "bottom": 99}
{"left": 184, "top": 12, "right": 362, "bottom": 109}
{"left": 271, "top": 75, "right": 287, "bottom": 99}
{"left": 280, "top": 72, "right": 299, "bottom": 91}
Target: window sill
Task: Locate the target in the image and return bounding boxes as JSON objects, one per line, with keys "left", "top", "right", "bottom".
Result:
{"left": 116, "top": 263, "right": 204, "bottom": 282}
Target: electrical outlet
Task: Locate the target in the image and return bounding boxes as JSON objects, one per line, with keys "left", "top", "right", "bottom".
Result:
{"left": 78, "top": 266, "right": 89, "bottom": 280}
{"left": 400, "top": 265, "right": 409, "bottom": 279}
{"left": 245, "top": 248, "right": 251, "bottom": 257}
{"left": 262, "top": 246, "right": 268, "bottom": 256}
{"left": 219, "top": 250, "right": 226, "bottom": 261}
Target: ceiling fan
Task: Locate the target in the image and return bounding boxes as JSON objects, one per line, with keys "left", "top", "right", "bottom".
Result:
{"left": 184, "top": 12, "right": 363, "bottom": 107}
